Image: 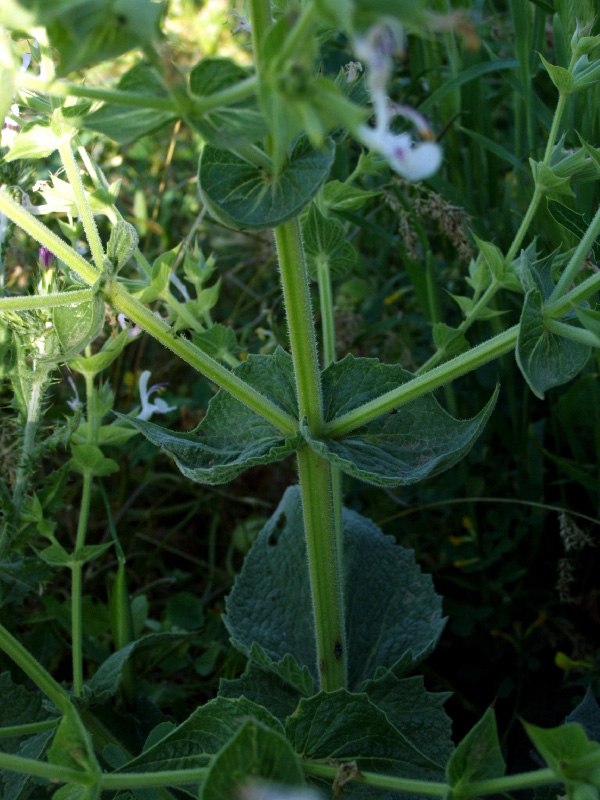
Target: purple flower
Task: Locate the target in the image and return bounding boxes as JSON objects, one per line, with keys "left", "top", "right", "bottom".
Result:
{"left": 38, "top": 247, "right": 55, "bottom": 268}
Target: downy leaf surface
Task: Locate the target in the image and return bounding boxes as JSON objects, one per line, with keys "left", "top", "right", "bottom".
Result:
{"left": 112, "top": 696, "right": 282, "bottom": 775}
{"left": 302, "top": 355, "right": 499, "bottom": 487}
{"left": 1, "top": 729, "right": 55, "bottom": 800}
{"left": 121, "top": 349, "right": 302, "bottom": 485}
{"left": 219, "top": 661, "right": 304, "bottom": 723}
{"left": 200, "top": 719, "right": 305, "bottom": 800}
{"left": 360, "top": 669, "right": 454, "bottom": 766}
{"left": 286, "top": 689, "right": 444, "bottom": 777}
{"left": 516, "top": 288, "right": 590, "bottom": 398}
{"left": 303, "top": 205, "right": 357, "bottom": 279}
{"left": 198, "top": 136, "right": 334, "bottom": 231}
{"left": 53, "top": 294, "right": 105, "bottom": 363}
{"left": 446, "top": 708, "right": 506, "bottom": 790}
{"left": 224, "top": 485, "right": 444, "bottom": 690}
{"left": 84, "top": 64, "right": 176, "bottom": 144}
{"left": 188, "top": 57, "right": 267, "bottom": 148}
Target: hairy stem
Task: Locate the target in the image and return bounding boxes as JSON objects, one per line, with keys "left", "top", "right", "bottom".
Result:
{"left": 549, "top": 201, "right": 600, "bottom": 302}
{"left": 0, "top": 288, "right": 93, "bottom": 311}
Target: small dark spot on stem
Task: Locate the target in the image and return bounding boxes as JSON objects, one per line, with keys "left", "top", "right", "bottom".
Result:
{"left": 116, "top": 13, "right": 127, "bottom": 23}
{"left": 389, "top": 409, "right": 398, "bottom": 415}
{"left": 319, "top": 659, "right": 326, "bottom": 673}
{"left": 334, "top": 642, "right": 343, "bottom": 659}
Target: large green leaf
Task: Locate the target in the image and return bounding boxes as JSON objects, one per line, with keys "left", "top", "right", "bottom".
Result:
{"left": 198, "top": 136, "right": 334, "bottom": 231}
{"left": 188, "top": 57, "right": 266, "bottom": 148}
{"left": 524, "top": 721, "right": 600, "bottom": 787}
{"left": 224, "top": 486, "right": 444, "bottom": 690}
{"left": 121, "top": 349, "right": 301, "bottom": 485}
{"left": 52, "top": 294, "right": 105, "bottom": 362}
{"left": 112, "top": 696, "right": 282, "bottom": 776}
{"left": 361, "top": 669, "right": 454, "bottom": 766}
{"left": 447, "top": 708, "right": 505, "bottom": 790}
{"left": 84, "top": 64, "right": 176, "bottom": 144}
{"left": 286, "top": 690, "right": 444, "bottom": 777}
{"left": 200, "top": 720, "right": 305, "bottom": 800}
{"left": 302, "top": 355, "right": 498, "bottom": 487}
{"left": 516, "top": 288, "right": 590, "bottom": 399}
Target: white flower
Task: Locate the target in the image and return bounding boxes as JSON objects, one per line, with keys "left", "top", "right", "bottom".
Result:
{"left": 66, "top": 376, "right": 83, "bottom": 411}
{"left": 353, "top": 23, "right": 442, "bottom": 182}
{"left": 358, "top": 126, "right": 442, "bottom": 181}
{"left": 117, "top": 313, "right": 142, "bottom": 338}
{"left": 227, "top": 10, "right": 251, "bottom": 34}
{"left": 136, "top": 371, "right": 176, "bottom": 421}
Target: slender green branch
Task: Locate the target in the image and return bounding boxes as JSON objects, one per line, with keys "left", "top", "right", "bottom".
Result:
{"left": 248, "top": 0, "right": 273, "bottom": 74}
{"left": 101, "top": 767, "right": 209, "bottom": 790}
{"left": 463, "top": 769, "right": 560, "bottom": 797}
{"left": 545, "top": 268, "right": 600, "bottom": 317}
{"left": 0, "top": 622, "right": 72, "bottom": 714}
{"left": 71, "top": 471, "right": 93, "bottom": 697}
{"left": 57, "top": 138, "right": 104, "bottom": 271}
{"left": 326, "top": 326, "right": 518, "bottom": 437}
{"left": 0, "top": 190, "right": 297, "bottom": 434}
{"left": 549, "top": 202, "right": 600, "bottom": 302}
{"left": 0, "top": 751, "right": 93, "bottom": 786}
{"left": 0, "top": 289, "right": 93, "bottom": 312}
{"left": 277, "top": 0, "right": 316, "bottom": 64}
{"left": 274, "top": 220, "right": 323, "bottom": 431}
{"left": 544, "top": 318, "right": 598, "bottom": 347}
{"left": 316, "top": 258, "right": 336, "bottom": 368}
{"left": 302, "top": 763, "right": 448, "bottom": 796}
{"left": 0, "top": 719, "right": 59, "bottom": 738}
{"left": 504, "top": 187, "right": 542, "bottom": 265}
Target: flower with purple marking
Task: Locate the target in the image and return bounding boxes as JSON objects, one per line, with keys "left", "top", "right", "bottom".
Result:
{"left": 38, "top": 247, "right": 55, "bottom": 268}
{"left": 137, "top": 371, "right": 177, "bottom": 421}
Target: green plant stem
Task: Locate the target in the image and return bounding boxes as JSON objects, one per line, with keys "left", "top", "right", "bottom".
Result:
{"left": 316, "top": 256, "right": 344, "bottom": 588}
{"left": 71, "top": 468, "right": 93, "bottom": 697}
{"left": 0, "top": 288, "right": 93, "bottom": 311}
{"left": 0, "top": 719, "right": 59, "bottom": 738}
{"left": 303, "top": 763, "right": 560, "bottom": 797}
{"left": 504, "top": 187, "right": 542, "bottom": 265}
{"left": 231, "top": 144, "right": 273, "bottom": 171}
{"left": 0, "top": 751, "right": 93, "bottom": 786}
{"left": 0, "top": 622, "right": 72, "bottom": 713}
{"left": 297, "top": 446, "right": 346, "bottom": 690}
{"left": 57, "top": 138, "right": 104, "bottom": 271}
{"left": 326, "top": 326, "right": 518, "bottom": 437}
{"left": 248, "top": 0, "right": 273, "bottom": 73}
{"left": 544, "top": 318, "right": 598, "bottom": 347}
{"left": 17, "top": 72, "right": 258, "bottom": 114}
{"left": 549, "top": 201, "right": 600, "bottom": 302}
{"left": 277, "top": 0, "right": 316, "bottom": 63}
{"left": 101, "top": 768, "right": 209, "bottom": 789}
{"left": 274, "top": 220, "right": 323, "bottom": 430}
{"left": 545, "top": 267, "right": 600, "bottom": 317}
{"left": 0, "top": 189, "right": 297, "bottom": 434}
{"left": 275, "top": 219, "right": 346, "bottom": 689}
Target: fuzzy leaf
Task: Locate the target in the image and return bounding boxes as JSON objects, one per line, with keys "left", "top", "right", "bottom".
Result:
{"left": 303, "top": 205, "right": 356, "bottom": 279}
{"left": 68, "top": 329, "right": 130, "bottom": 379}
{"left": 302, "top": 355, "right": 498, "bottom": 487}
{"left": 200, "top": 719, "right": 304, "bottom": 800}
{"left": 447, "top": 708, "right": 506, "bottom": 789}
{"left": 188, "top": 57, "right": 267, "bottom": 148}
{"left": 566, "top": 689, "right": 600, "bottom": 742}
{"left": 516, "top": 288, "right": 590, "bottom": 398}
{"left": 1, "top": 729, "right": 55, "bottom": 800}
{"left": 432, "top": 322, "right": 470, "bottom": 357}
{"left": 107, "top": 220, "right": 139, "bottom": 274}
{"left": 219, "top": 663, "right": 303, "bottom": 723}
{"left": 53, "top": 295, "right": 105, "bottom": 362}
{"left": 199, "top": 136, "right": 334, "bottom": 231}
{"left": 3, "top": 121, "right": 60, "bottom": 162}
{"left": 361, "top": 669, "right": 454, "bottom": 766}
{"left": 547, "top": 200, "right": 600, "bottom": 262}
{"left": 84, "top": 64, "right": 176, "bottom": 144}
{"left": 318, "top": 180, "right": 379, "bottom": 214}
{"left": 0, "top": 557, "right": 51, "bottom": 608}
{"left": 112, "top": 696, "right": 282, "bottom": 776}
{"left": 83, "top": 633, "right": 189, "bottom": 703}
{"left": 120, "top": 349, "right": 302, "bottom": 485}
{"left": 524, "top": 721, "right": 600, "bottom": 780}
{"left": 191, "top": 324, "right": 243, "bottom": 361}
{"left": 224, "top": 485, "right": 444, "bottom": 690}
{"left": 286, "top": 689, "right": 444, "bottom": 777}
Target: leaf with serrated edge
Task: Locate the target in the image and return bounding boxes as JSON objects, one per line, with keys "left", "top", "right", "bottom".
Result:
{"left": 302, "top": 355, "right": 498, "bottom": 487}
{"left": 219, "top": 663, "right": 303, "bottom": 723}
{"left": 200, "top": 719, "right": 304, "bottom": 800}
{"left": 566, "top": 688, "right": 600, "bottom": 742}
{"left": 524, "top": 721, "right": 600, "bottom": 778}
{"left": 119, "top": 349, "right": 302, "bottom": 485}
{"left": 287, "top": 689, "right": 444, "bottom": 776}
{"left": 224, "top": 485, "right": 444, "bottom": 689}
{"left": 199, "top": 136, "right": 334, "bottom": 231}
{"left": 361, "top": 669, "right": 454, "bottom": 766}
{"left": 303, "top": 205, "right": 356, "bottom": 279}
{"left": 516, "top": 288, "right": 590, "bottom": 398}
{"left": 113, "top": 697, "right": 282, "bottom": 776}
{"left": 447, "top": 708, "right": 506, "bottom": 789}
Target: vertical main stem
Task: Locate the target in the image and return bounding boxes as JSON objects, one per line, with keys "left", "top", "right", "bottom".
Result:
{"left": 274, "top": 220, "right": 346, "bottom": 690}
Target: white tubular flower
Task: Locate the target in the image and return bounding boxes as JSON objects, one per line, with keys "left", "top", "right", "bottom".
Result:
{"left": 358, "top": 126, "right": 443, "bottom": 181}
{"left": 354, "top": 23, "right": 443, "bottom": 182}
{"left": 66, "top": 376, "right": 83, "bottom": 411}
{"left": 136, "top": 371, "right": 176, "bottom": 421}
